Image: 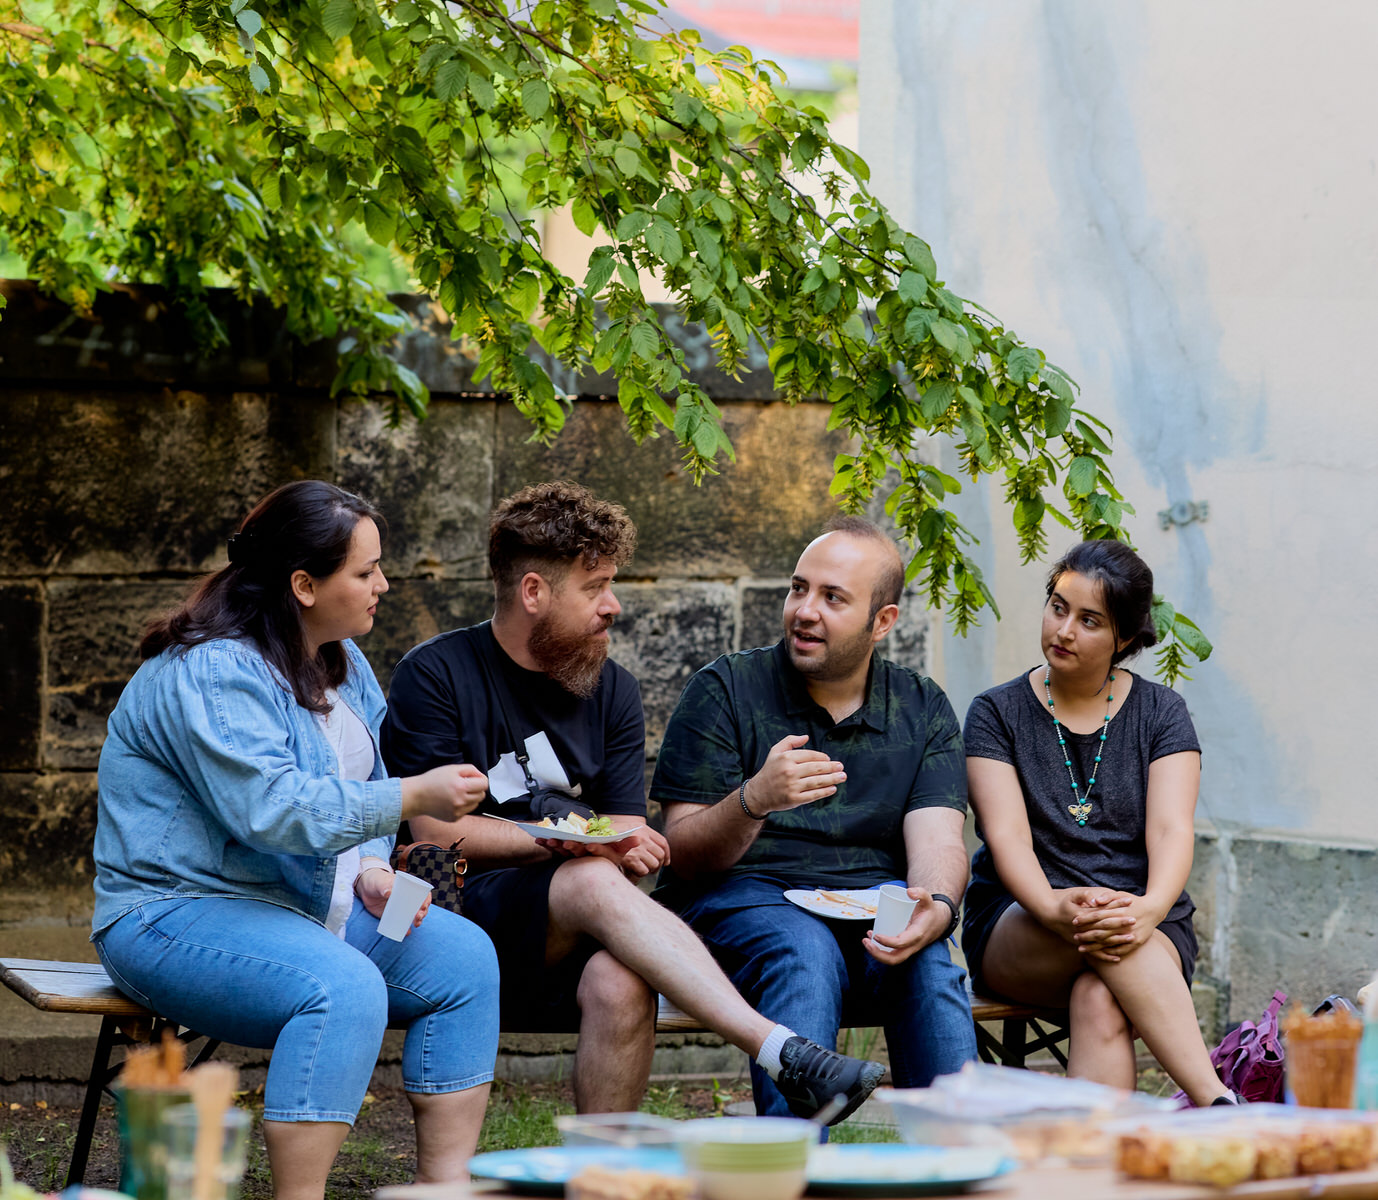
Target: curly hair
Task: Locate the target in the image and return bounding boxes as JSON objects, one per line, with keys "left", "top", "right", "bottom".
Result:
{"left": 489, "top": 481, "right": 637, "bottom": 605}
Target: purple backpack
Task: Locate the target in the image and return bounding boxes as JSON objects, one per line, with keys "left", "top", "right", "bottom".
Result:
{"left": 1175, "top": 989, "right": 1287, "bottom": 1106}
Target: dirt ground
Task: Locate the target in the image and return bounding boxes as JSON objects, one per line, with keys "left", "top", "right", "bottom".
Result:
{"left": 1, "top": 1079, "right": 754, "bottom": 1199}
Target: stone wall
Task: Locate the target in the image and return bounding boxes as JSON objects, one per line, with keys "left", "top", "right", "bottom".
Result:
{"left": 1, "top": 278, "right": 924, "bottom": 916}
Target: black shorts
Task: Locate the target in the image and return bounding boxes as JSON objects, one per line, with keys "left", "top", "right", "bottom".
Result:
{"left": 462, "top": 860, "right": 599, "bottom": 1032}
{"left": 961, "top": 879, "right": 1198, "bottom": 999}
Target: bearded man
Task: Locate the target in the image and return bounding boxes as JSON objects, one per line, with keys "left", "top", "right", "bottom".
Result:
{"left": 382, "top": 483, "right": 886, "bottom": 1120}
{"left": 654, "top": 516, "right": 978, "bottom": 1118}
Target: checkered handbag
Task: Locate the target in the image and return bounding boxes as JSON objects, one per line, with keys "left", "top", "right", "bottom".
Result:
{"left": 390, "top": 838, "right": 466, "bottom": 914}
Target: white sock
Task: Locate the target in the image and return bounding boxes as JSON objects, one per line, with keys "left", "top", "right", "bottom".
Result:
{"left": 756, "top": 1024, "right": 797, "bottom": 1081}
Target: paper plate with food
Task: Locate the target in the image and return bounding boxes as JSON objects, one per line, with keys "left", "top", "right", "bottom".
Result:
{"left": 784, "top": 887, "right": 882, "bottom": 921}
{"left": 487, "top": 811, "right": 637, "bottom": 844}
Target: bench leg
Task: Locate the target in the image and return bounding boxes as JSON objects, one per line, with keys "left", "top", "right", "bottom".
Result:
{"left": 1000, "top": 1017, "right": 1028, "bottom": 1068}
{"left": 67, "top": 1015, "right": 120, "bottom": 1188}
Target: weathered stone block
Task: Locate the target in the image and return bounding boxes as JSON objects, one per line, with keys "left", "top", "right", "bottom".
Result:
{"left": 362, "top": 578, "right": 495, "bottom": 693}
{"left": 889, "top": 590, "right": 932, "bottom": 677}
{"left": 611, "top": 583, "right": 736, "bottom": 754}
{"left": 742, "top": 583, "right": 788, "bottom": 651}
{"left": 45, "top": 581, "right": 188, "bottom": 769}
{"left": 493, "top": 401, "right": 852, "bottom": 578}
{"left": 1226, "top": 835, "right": 1378, "bottom": 1021}
{"left": 0, "top": 583, "right": 43, "bottom": 770}
{"left": 337, "top": 399, "right": 495, "bottom": 576}
{"left": 1, "top": 389, "right": 335, "bottom": 576}
{"left": 0, "top": 774, "right": 99, "bottom": 902}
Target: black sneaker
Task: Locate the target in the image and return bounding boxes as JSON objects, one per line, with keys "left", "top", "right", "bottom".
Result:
{"left": 774, "top": 1036, "right": 886, "bottom": 1125}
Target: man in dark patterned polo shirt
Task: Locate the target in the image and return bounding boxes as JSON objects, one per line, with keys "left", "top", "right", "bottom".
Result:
{"left": 654, "top": 516, "right": 978, "bottom": 1117}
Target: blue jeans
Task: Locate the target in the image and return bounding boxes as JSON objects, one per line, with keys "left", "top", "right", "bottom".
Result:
{"left": 677, "top": 876, "right": 977, "bottom": 1117}
{"left": 95, "top": 895, "right": 500, "bottom": 1124}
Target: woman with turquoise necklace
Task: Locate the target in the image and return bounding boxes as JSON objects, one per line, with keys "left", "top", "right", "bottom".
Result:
{"left": 961, "top": 540, "right": 1235, "bottom": 1105}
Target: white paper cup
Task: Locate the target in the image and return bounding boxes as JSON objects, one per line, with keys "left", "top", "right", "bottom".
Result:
{"left": 873, "top": 884, "right": 918, "bottom": 939}
{"left": 377, "top": 871, "right": 433, "bottom": 941}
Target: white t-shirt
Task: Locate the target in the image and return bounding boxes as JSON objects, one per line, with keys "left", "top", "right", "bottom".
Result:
{"left": 317, "top": 688, "right": 378, "bottom": 938}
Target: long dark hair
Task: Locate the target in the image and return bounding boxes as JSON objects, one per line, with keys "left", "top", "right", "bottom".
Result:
{"left": 1047, "top": 539, "right": 1158, "bottom": 667}
{"left": 142, "top": 481, "right": 384, "bottom": 712}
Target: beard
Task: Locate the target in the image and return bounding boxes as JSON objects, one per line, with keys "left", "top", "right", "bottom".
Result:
{"left": 786, "top": 620, "right": 876, "bottom": 682}
{"left": 529, "top": 612, "right": 612, "bottom": 698}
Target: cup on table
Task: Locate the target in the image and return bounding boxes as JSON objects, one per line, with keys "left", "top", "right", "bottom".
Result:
{"left": 114, "top": 1083, "right": 192, "bottom": 1200}
{"left": 873, "top": 884, "right": 918, "bottom": 939}
{"left": 1287, "top": 1027, "right": 1363, "bottom": 1108}
{"left": 161, "top": 1102, "right": 250, "bottom": 1200}
{"left": 377, "top": 870, "right": 433, "bottom": 940}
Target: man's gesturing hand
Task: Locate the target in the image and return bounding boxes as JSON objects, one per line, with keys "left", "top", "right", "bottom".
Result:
{"left": 742, "top": 733, "right": 846, "bottom": 816}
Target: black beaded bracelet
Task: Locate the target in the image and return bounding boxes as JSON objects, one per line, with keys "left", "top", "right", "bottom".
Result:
{"left": 739, "top": 780, "right": 767, "bottom": 820}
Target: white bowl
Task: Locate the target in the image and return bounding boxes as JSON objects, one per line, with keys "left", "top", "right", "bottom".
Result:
{"left": 677, "top": 1118, "right": 815, "bottom": 1200}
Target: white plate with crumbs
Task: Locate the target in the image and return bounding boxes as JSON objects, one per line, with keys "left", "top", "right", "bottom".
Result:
{"left": 784, "top": 888, "right": 881, "bottom": 921}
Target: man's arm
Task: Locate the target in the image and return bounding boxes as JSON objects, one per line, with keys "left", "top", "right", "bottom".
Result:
{"left": 661, "top": 733, "right": 846, "bottom": 878}
{"left": 861, "top": 806, "right": 968, "bottom": 963}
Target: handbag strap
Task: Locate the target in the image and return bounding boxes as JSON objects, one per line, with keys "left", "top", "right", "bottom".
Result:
{"left": 490, "top": 658, "right": 544, "bottom": 793}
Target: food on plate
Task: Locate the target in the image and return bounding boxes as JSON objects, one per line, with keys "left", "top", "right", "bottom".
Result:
{"left": 1253, "top": 1130, "right": 1300, "bottom": 1179}
{"left": 1165, "top": 1133, "right": 1257, "bottom": 1187}
{"left": 535, "top": 812, "right": 616, "bottom": 837}
{"left": 567, "top": 1166, "right": 691, "bottom": 1200}
{"left": 1116, "top": 1114, "right": 1375, "bottom": 1184}
{"left": 1297, "top": 1119, "right": 1374, "bottom": 1173}
{"left": 1115, "top": 1131, "right": 1169, "bottom": 1180}
{"left": 816, "top": 890, "right": 878, "bottom": 917}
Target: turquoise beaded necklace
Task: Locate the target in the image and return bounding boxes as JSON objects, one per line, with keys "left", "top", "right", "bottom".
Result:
{"left": 1043, "top": 666, "right": 1115, "bottom": 827}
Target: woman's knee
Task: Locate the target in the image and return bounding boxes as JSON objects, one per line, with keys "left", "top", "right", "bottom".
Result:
{"left": 1070, "top": 971, "right": 1129, "bottom": 1040}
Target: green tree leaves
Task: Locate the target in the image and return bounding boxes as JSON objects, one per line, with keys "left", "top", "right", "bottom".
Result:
{"left": 0, "top": 0, "right": 1209, "bottom": 681}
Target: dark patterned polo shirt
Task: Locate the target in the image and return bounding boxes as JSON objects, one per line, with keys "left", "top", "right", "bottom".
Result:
{"left": 652, "top": 640, "right": 966, "bottom": 908}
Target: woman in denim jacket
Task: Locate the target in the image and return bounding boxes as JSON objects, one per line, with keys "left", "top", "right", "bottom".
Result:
{"left": 93, "top": 481, "right": 499, "bottom": 1200}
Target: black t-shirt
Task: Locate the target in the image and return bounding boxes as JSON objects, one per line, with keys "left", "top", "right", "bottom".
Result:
{"left": 963, "top": 668, "right": 1201, "bottom": 922}
{"left": 380, "top": 622, "right": 647, "bottom": 820}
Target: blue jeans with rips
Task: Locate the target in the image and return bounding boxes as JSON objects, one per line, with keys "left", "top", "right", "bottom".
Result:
{"left": 95, "top": 894, "right": 499, "bottom": 1124}
{"left": 676, "top": 875, "right": 977, "bottom": 1117}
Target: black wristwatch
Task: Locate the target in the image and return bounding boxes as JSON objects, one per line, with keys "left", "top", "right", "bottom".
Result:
{"left": 930, "top": 893, "right": 961, "bottom": 940}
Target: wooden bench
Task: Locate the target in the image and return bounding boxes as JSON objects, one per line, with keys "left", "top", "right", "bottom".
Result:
{"left": 2, "top": 956, "right": 1070, "bottom": 1187}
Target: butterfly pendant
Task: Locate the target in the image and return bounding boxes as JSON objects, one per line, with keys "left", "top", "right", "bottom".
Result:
{"left": 1068, "top": 802, "right": 1092, "bottom": 826}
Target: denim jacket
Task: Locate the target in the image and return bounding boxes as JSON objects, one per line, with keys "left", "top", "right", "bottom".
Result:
{"left": 92, "top": 637, "right": 403, "bottom": 938}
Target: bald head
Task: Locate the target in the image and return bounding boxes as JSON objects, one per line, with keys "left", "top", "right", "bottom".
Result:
{"left": 816, "top": 516, "right": 905, "bottom": 624}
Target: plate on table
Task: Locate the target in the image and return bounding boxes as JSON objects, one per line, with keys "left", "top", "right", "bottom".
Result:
{"left": 784, "top": 888, "right": 881, "bottom": 921}
{"left": 468, "top": 1146, "right": 684, "bottom": 1194}
{"left": 805, "top": 1145, "right": 1016, "bottom": 1196}
{"left": 484, "top": 813, "right": 637, "bottom": 845}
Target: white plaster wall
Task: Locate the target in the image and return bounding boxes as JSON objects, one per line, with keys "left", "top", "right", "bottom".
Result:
{"left": 859, "top": 1, "right": 1378, "bottom": 844}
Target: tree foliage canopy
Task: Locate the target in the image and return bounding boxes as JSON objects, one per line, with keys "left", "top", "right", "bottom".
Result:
{"left": 0, "top": 0, "right": 1210, "bottom": 679}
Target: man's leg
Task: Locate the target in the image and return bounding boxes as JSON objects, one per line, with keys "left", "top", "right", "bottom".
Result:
{"left": 546, "top": 857, "right": 776, "bottom": 1055}
{"left": 678, "top": 880, "right": 851, "bottom": 1117}
{"left": 857, "top": 934, "right": 978, "bottom": 1088}
{"left": 546, "top": 860, "right": 884, "bottom": 1123}
{"left": 571, "top": 949, "right": 658, "bottom": 1112}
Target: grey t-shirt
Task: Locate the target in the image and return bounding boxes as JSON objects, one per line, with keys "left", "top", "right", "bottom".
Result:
{"left": 963, "top": 668, "right": 1201, "bottom": 924}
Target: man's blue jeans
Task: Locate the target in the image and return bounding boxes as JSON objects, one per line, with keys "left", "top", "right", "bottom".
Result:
{"left": 677, "top": 876, "right": 977, "bottom": 1117}
{"left": 95, "top": 894, "right": 500, "bottom": 1124}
